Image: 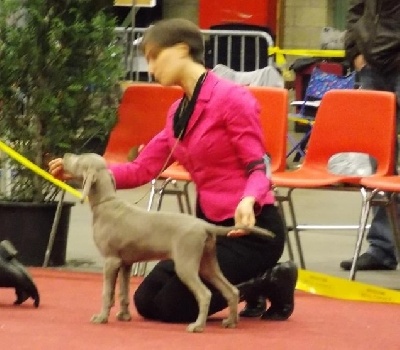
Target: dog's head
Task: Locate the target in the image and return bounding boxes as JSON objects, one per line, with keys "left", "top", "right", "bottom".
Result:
{"left": 63, "top": 153, "right": 108, "bottom": 203}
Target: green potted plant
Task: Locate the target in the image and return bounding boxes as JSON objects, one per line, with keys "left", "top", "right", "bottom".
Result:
{"left": 0, "top": 0, "right": 123, "bottom": 266}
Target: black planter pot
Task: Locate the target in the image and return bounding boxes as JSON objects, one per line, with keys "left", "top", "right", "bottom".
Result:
{"left": 0, "top": 201, "right": 74, "bottom": 267}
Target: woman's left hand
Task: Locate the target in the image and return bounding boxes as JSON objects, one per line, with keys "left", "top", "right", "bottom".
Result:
{"left": 228, "top": 196, "right": 256, "bottom": 237}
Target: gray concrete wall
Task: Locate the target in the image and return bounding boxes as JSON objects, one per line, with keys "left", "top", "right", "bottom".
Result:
{"left": 162, "top": 0, "right": 199, "bottom": 24}
{"left": 283, "top": 0, "right": 329, "bottom": 49}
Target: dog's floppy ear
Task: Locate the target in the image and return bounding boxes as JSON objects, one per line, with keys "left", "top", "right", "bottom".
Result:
{"left": 80, "top": 168, "right": 97, "bottom": 204}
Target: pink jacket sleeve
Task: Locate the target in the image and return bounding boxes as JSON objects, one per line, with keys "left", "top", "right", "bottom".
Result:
{"left": 108, "top": 129, "right": 174, "bottom": 189}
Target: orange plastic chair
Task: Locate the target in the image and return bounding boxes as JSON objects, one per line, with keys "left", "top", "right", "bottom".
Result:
{"left": 272, "top": 89, "right": 397, "bottom": 275}
{"left": 104, "top": 83, "right": 182, "bottom": 164}
{"left": 104, "top": 83, "right": 192, "bottom": 211}
{"left": 355, "top": 175, "right": 400, "bottom": 280}
{"left": 247, "top": 86, "right": 298, "bottom": 262}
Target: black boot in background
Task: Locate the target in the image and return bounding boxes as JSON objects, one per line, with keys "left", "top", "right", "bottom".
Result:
{"left": 0, "top": 240, "right": 40, "bottom": 307}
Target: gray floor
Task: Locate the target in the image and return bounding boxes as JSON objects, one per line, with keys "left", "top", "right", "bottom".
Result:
{"left": 63, "top": 179, "right": 400, "bottom": 291}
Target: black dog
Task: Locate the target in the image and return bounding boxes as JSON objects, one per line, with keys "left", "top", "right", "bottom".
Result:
{"left": 0, "top": 240, "right": 40, "bottom": 307}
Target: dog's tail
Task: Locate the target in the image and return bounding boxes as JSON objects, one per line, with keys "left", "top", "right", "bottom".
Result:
{"left": 211, "top": 224, "right": 275, "bottom": 240}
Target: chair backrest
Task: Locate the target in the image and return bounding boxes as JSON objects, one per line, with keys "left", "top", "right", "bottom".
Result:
{"left": 103, "top": 83, "right": 182, "bottom": 164}
{"left": 304, "top": 89, "right": 396, "bottom": 177}
{"left": 247, "top": 86, "right": 288, "bottom": 173}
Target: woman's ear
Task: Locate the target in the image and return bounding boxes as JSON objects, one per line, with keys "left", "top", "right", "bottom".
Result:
{"left": 176, "top": 42, "right": 190, "bottom": 58}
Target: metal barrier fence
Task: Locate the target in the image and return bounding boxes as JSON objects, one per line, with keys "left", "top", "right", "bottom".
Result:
{"left": 114, "top": 27, "right": 275, "bottom": 81}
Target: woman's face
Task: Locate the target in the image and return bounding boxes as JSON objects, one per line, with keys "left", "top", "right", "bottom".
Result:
{"left": 144, "top": 43, "right": 185, "bottom": 86}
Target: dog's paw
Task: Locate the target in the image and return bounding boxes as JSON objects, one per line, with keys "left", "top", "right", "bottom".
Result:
{"left": 90, "top": 314, "right": 108, "bottom": 324}
{"left": 186, "top": 322, "right": 205, "bottom": 333}
{"left": 116, "top": 311, "right": 132, "bottom": 322}
{"left": 222, "top": 317, "right": 238, "bottom": 329}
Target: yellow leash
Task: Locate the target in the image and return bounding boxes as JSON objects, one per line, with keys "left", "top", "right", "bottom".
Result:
{"left": 0, "top": 140, "right": 82, "bottom": 200}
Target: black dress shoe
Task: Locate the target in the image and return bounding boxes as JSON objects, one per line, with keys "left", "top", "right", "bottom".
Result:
{"left": 0, "top": 240, "right": 40, "bottom": 307}
{"left": 340, "top": 252, "right": 397, "bottom": 271}
{"left": 239, "top": 296, "right": 266, "bottom": 318}
{"left": 261, "top": 261, "right": 298, "bottom": 321}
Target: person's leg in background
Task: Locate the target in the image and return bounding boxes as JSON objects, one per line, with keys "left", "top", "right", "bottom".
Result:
{"left": 341, "top": 66, "right": 400, "bottom": 270}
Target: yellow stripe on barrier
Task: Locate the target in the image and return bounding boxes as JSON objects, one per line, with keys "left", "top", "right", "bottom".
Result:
{"left": 297, "top": 269, "right": 400, "bottom": 304}
{"left": 0, "top": 140, "right": 82, "bottom": 200}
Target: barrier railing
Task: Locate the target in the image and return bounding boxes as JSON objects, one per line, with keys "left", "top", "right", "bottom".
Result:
{"left": 114, "top": 27, "right": 275, "bottom": 81}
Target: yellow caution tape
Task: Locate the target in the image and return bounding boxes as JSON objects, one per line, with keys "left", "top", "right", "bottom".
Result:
{"left": 268, "top": 47, "right": 346, "bottom": 78}
{"left": 269, "top": 47, "right": 345, "bottom": 59}
{"left": 0, "top": 140, "right": 82, "bottom": 200}
{"left": 297, "top": 269, "right": 400, "bottom": 304}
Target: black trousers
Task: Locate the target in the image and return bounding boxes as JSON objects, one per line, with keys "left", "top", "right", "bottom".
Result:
{"left": 133, "top": 204, "right": 285, "bottom": 323}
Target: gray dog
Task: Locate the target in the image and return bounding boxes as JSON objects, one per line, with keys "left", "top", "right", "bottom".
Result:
{"left": 63, "top": 153, "right": 275, "bottom": 332}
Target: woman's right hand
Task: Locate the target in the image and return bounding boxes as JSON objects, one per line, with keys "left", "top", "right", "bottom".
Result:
{"left": 48, "top": 158, "right": 74, "bottom": 181}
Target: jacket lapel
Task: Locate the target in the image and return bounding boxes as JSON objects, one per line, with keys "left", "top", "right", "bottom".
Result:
{"left": 183, "top": 72, "right": 217, "bottom": 136}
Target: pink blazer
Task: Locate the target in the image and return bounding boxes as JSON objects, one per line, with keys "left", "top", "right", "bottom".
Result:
{"left": 109, "top": 71, "right": 275, "bottom": 221}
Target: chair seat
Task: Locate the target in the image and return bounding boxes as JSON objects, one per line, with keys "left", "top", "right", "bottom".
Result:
{"left": 160, "top": 162, "right": 191, "bottom": 181}
{"left": 361, "top": 176, "right": 400, "bottom": 192}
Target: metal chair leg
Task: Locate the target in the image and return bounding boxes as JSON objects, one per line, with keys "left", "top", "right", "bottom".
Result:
{"left": 146, "top": 179, "right": 157, "bottom": 211}
{"left": 275, "top": 192, "right": 294, "bottom": 262}
{"left": 349, "top": 187, "right": 372, "bottom": 280}
{"left": 274, "top": 187, "right": 305, "bottom": 268}
{"left": 286, "top": 188, "right": 306, "bottom": 268}
{"left": 182, "top": 182, "right": 192, "bottom": 215}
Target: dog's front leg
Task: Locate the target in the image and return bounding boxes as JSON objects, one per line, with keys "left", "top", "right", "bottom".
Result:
{"left": 116, "top": 263, "right": 132, "bottom": 322}
{"left": 91, "top": 256, "right": 121, "bottom": 324}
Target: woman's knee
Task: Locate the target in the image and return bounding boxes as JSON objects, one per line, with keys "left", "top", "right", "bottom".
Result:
{"left": 133, "top": 284, "right": 157, "bottom": 320}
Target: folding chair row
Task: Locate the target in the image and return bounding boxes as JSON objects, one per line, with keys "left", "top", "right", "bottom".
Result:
{"left": 105, "top": 83, "right": 397, "bottom": 282}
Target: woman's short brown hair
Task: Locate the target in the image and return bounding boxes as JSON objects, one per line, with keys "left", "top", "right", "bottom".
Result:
{"left": 140, "top": 18, "right": 204, "bottom": 65}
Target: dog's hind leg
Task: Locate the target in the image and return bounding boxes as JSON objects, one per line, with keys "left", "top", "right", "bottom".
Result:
{"left": 200, "top": 247, "right": 239, "bottom": 329}
{"left": 174, "top": 253, "right": 211, "bottom": 333}
{"left": 91, "top": 256, "right": 121, "bottom": 324}
{"left": 116, "top": 263, "right": 132, "bottom": 322}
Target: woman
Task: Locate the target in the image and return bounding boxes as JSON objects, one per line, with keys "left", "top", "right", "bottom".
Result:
{"left": 49, "top": 18, "right": 297, "bottom": 323}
